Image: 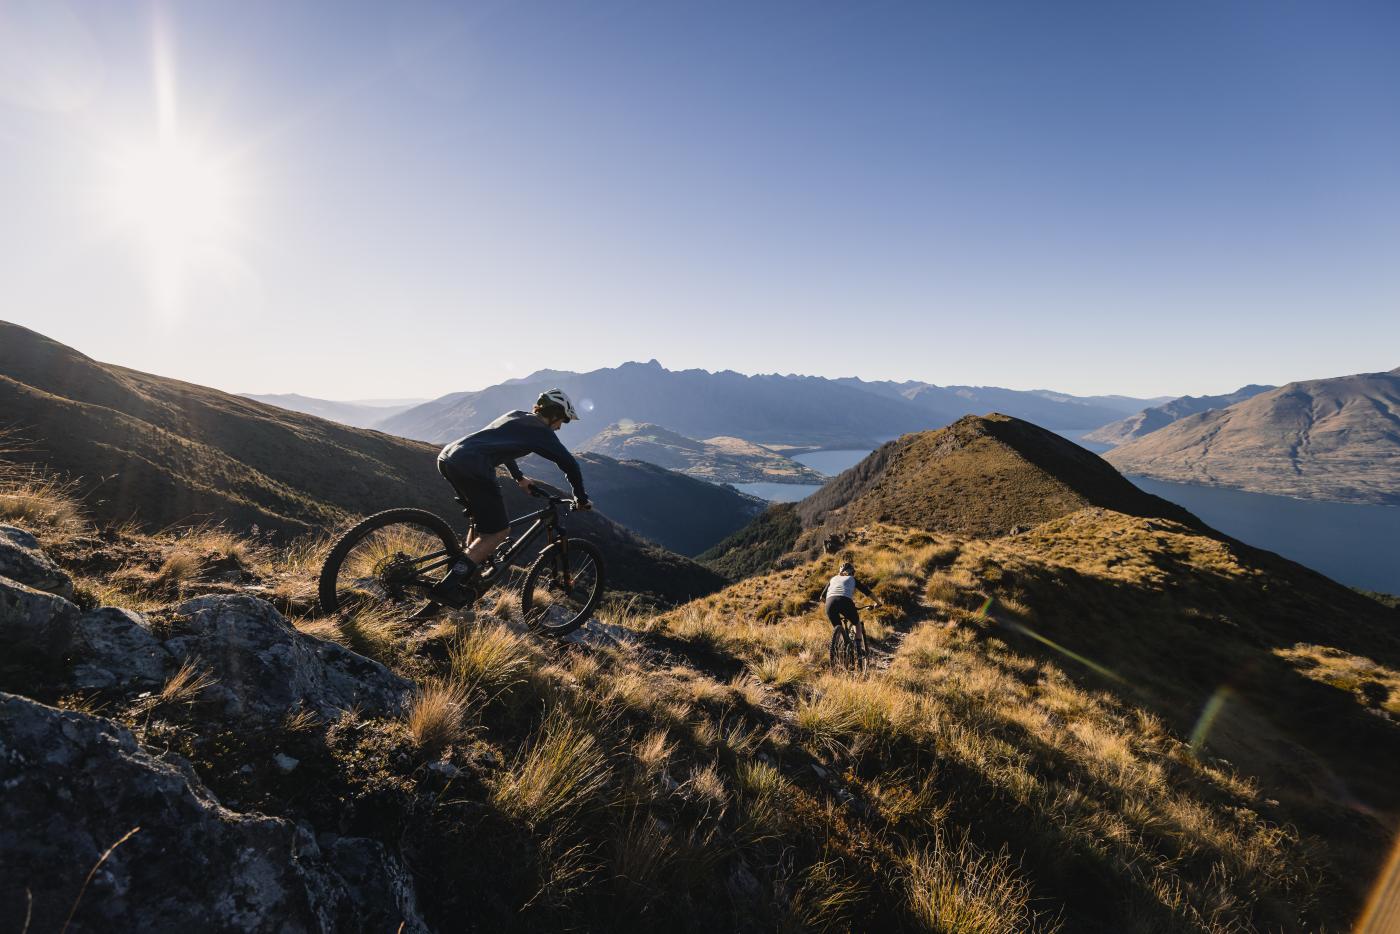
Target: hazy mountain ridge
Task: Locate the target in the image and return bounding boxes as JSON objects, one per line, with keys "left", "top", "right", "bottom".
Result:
{"left": 835, "top": 378, "right": 1152, "bottom": 429}
{"left": 579, "top": 422, "right": 824, "bottom": 485}
{"left": 379, "top": 360, "right": 956, "bottom": 449}
{"left": 240, "top": 393, "right": 426, "bottom": 429}
{"left": 1085, "top": 384, "right": 1275, "bottom": 445}
{"left": 379, "top": 361, "right": 1166, "bottom": 450}
{"left": 0, "top": 321, "right": 724, "bottom": 604}
{"left": 1105, "top": 368, "right": 1400, "bottom": 505}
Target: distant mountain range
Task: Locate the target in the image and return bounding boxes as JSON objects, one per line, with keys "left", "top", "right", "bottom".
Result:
{"left": 376, "top": 360, "right": 1165, "bottom": 449}
{"left": 1085, "top": 385, "right": 1275, "bottom": 445}
{"left": 0, "top": 322, "right": 726, "bottom": 603}
{"left": 239, "top": 393, "right": 427, "bottom": 429}
{"left": 579, "top": 422, "right": 824, "bottom": 484}
{"left": 1105, "top": 368, "right": 1400, "bottom": 505}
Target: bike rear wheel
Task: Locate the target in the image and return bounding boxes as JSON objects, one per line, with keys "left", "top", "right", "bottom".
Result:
{"left": 522, "top": 538, "right": 605, "bottom": 637}
{"left": 319, "top": 509, "right": 461, "bottom": 617}
{"left": 830, "top": 624, "right": 863, "bottom": 672}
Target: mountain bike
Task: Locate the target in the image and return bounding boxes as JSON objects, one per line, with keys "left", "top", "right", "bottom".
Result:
{"left": 318, "top": 488, "right": 605, "bottom": 637}
{"left": 829, "top": 604, "right": 877, "bottom": 672}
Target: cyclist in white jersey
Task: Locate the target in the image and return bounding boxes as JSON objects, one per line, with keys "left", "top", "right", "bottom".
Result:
{"left": 819, "top": 560, "right": 881, "bottom": 654}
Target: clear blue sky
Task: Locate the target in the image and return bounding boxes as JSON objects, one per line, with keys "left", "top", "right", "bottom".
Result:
{"left": 3, "top": 0, "right": 1397, "bottom": 399}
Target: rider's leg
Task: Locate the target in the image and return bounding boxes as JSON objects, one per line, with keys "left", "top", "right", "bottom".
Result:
{"left": 839, "top": 600, "right": 866, "bottom": 653}
{"left": 432, "top": 459, "right": 510, "bottom": 606}
{"left": 466, "top": 527, "right": 509, "bottom": 564}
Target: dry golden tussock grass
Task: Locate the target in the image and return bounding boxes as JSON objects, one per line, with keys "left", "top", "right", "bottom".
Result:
{"left": 450, "top": 621, "right": 538, "bottom": 698}
{"left": 492, "top": 711, "right": 611, "bottom": 827}
{"left": 334, "top": 605, "right": 403, "bottom": 665}
{"left": 0, "top": 460, "right": 86, "bottom": 540}
{"left": 901, "top": 832, "right": 1055, "bottom": 934}
{"left": 406, "top": 678, "right": 471, "bottom": 756}
{"left": 137, "top": 657, "right": 218, "bottom": 713}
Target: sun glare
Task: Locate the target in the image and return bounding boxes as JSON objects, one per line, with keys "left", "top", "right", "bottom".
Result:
{"left": 96, "top": 19, "right": 247, "bottom": 316}
{"left": 106, "top": 140, "right": 236, "bottom": 246}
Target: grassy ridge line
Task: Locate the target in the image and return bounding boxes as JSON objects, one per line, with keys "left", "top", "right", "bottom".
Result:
{"left": 706, "top": 413, "right": 1207, "bottom": 583}
{"left": 0, "top": 321, "right": 727, "bottom": 605}
{"left": 665, "top": 520, "right": 1400, "bottom": 927}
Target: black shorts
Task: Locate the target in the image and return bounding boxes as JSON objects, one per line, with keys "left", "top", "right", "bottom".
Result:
{"left": 438, "top": 454, "right": 510, "bottom": 534}
{"left": 825, "top": 595, "right": 860, "bottom": 630}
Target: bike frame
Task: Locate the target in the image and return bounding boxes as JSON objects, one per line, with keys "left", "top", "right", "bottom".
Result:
{"left": 477, "top": 497, "right": 571, "bottom": 587}
{"left": 404, "top": 495, "right": 573, "bottom": 591}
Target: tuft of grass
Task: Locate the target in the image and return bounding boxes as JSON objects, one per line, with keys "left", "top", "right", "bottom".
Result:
{"left": 0, "top": 464, "right": 85, "bottom": 539}
{"left": 633, "top": 728, "right": 674, "bottom": 776}
{"left": 902, "top": 833, "right": 1056, "bottom": 934}
{"left": 406, "top": 679, "right": 471, "bottom": 757}
{"left": 449, "top": 622, "right": 537, "bottom": 699}
{"left": 493, "top": 711, "right": 611, "bottom": 827}
{"left": 751, "top": 654, "right": 809, "bottom": 690}
{"left": 282, "top": 707, "right": 321, "bottom": 733}
{"left": 335, "top": 605, "right": 403, "bottom": 665}
{"left": 153, "top": 549, "right": 202, "bottom": 591}
{"left": 156, "top": 658, "right": 217, "bottom": 707}
{"left": 784, "top": 859, "right": 867, "bottom": 933}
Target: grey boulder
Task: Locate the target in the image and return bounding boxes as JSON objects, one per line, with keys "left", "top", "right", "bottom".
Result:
{"left": 0, "top": 524, "right": 73, "bottom": 599}
{"left": 0, "top": 692, "right": 427, "bottom": 933}
{"left": 70, "top": 607, "right": 171, "bottom": 691}
{"left": 0, "top": 574, "right": 78, "bottom": 687}
{"left": 165, "top": 595, "right": 411, "bottom": 722}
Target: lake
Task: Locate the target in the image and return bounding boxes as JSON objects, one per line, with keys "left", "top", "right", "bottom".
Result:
{"left": 730, "top": 448, "right": 872, "bottom": 502}
{"left": 733, "top": 434, "right": 1400, "bottom": 595}
{"left": 1129, "top": 477, "right": 1400, "bottom": 595}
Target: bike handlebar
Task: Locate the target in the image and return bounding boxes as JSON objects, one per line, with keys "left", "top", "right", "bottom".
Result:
{"left": 528, "top": 486, "right": 578, "bottom": 508}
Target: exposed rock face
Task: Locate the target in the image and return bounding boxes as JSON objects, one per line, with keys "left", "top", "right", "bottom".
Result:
{"left": 0, "top": 524, "right": 73, "bottom": 598}
{"left": 0, "top": 575, "right": 78, "bottom": 688}
{"left": 0, "top": 692, "right": 427, "bottom": 933}
{"left": 70, "top": 607, "right": 170, "bottom": 691}
{"left": 166, "top": 595, "right": 412, "bottom": 721}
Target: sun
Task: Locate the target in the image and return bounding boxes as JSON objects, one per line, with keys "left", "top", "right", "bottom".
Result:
{"left": 105, "top": 138, "right": 236, "bottom": 249}
{"left": 99, "top": 135, "right": 243, "bottom": 313}
{"left": 95, "top": 22, "right": 247, "bottom": 315}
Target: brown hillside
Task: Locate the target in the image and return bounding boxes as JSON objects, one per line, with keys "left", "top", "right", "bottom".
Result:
{"left": 673, "top": 515, "right": 1400, "bottom": 927}
{"left": 799, "top": 414, "right": 1197, "bottom": 538}
{"left": 0, "top": 321, "right": 723, "bottom": 604}
{"left": 1105, "top": 368, "right": 1400, "bottom": 504}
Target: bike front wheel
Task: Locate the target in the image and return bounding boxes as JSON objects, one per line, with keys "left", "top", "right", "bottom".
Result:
{"left": 319, "top": 508, "right": 461, "bottom": 617}
{"left": 830, "top": 625, "right": 863, "bottom": 672}
{"left": 522, "top": 538, "right": 605, "bottom": 637}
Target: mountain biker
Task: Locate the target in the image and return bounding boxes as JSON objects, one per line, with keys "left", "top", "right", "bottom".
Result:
{"left": 430, "top": 389, "right": 592, "bottom": 607}
{"left": 819, "top": 560, "right": 881, "bottom": 655}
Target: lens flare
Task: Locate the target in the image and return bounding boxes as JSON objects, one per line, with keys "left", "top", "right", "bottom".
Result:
{"left": 977, "top": 597, "right": 1123, "bottom": 683}
{"left": 1358, "top": 830, "right": 1400, "bottom": 934}
{"left": 1188, "top": 686, "right": 1234, "bottom": 754}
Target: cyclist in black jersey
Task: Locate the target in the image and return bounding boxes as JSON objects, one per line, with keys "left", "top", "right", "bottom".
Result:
{"left": 431, "top": 388, "right": 591, "bottom": 607}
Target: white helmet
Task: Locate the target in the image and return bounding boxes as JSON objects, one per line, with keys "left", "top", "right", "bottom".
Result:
{"left": 536, "top": 388, "right": 580, "bottom": 422}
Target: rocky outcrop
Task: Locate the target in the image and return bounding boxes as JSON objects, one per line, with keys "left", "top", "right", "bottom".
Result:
{"left": 0, "top": 575, "right": 78, "bottom": 689}
{"left": 166, "top": 595, "right": 412, "bottom": 721}
{"left": 1, "top": 569, "right": 410, "bottom": 723}
{"left": 0, "top": 692, "right": 427, "bottom": 933}
{"left": 0, "top": 524, "right": 73, "bottom": 598}
{"left": 70, "top": 607, "right": 170, "bottom": 691}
